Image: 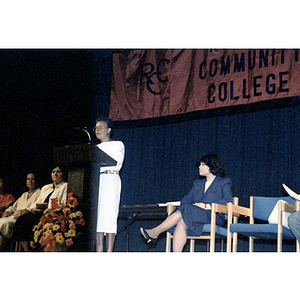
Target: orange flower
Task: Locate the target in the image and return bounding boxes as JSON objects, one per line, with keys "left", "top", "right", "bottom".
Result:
{"left": 60, "top": 221, "right": 68, "bottom": 232}
{"left": 66, "top": 238, "right": 73, "bottom": 247}
{"left": 39, "top": 233, "right": 58, "bottom": 252}
{"left": 75, "top": 218, "right": 85, "bottom": 226}
{"left": 67, "top": 196, "right": 78, "bottom": 207}
{"left": 67, "top": 192, "right": 74, "bottom": 198}
{"left": 51, "top": 198, "right": 60, "bottom": 209}
{"left": 39, "top": 233, "right": 53, "bottom": 247}
{"left": 63, "top": 207, "right": 71, "bottom": 214}
{"left": 69, "top": 222, "right": 76, "bottom": 230}
{"left": 78, "top": 218, "right": 85, "bottom": 226}
{"left": 58, "top": 214, "right": 67, "bottom": 222}
{"left": 51, "top": 210, "right": 59, "bottom": 219}
{"left": 40, "top": 215, "right": 48, "bottom": 225}
{"left": 75, "top": 211, "right": 83, "bottom": 218}
{"left": 44, "top": 240, "right": 58, "bottom": 252}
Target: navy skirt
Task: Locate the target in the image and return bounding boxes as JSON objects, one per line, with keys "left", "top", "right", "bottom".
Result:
{"left": 167, "top": 203, "right": 225, "bottom": 236}
{"left": 12, "top": 212, "right": 43, "bottom": 242}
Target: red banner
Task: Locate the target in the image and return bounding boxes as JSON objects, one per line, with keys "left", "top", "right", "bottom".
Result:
{"left": 110, "top": 49, "right": 300, "bottom": 121}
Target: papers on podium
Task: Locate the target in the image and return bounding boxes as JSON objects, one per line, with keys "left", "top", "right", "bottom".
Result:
{"left": 282, "top": 183, "right": 300, "bottom": 201}
{"left": 157, "top": 201, "right": 181, "bottom": 207}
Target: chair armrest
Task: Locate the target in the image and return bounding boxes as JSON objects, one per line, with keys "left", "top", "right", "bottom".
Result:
{"left": 280, "top": 202, "right": 296, "bottom": 214}
{"left": 166, "top": 204, "right": 175, "bottom": 215}
{"left": 226, "top": 202, "right": 251, "bottom": 217}
{"left": 211, "top": 203, "right": 227, "bottom": 214}
{"left": 278, "top": 201, "right": 300, "bottom": 214}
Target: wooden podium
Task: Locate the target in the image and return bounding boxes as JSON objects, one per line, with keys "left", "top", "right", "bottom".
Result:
{"left": 53, "top": 143, "right": 117, "bottom": 251}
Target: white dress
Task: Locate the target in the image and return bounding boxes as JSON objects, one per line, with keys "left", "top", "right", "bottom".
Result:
{"left": 0, "top": 188, "right": 41, "bottom": 238}
{"left": 96, "top": 141, "right": 125, "bottom": 234}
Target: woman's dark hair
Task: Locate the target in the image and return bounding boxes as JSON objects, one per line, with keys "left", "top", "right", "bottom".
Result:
{"left": 0, "top": 175, "right": 7, "bottom": 193}
{"left": 25, "top": 172, "right": 40, "bottom": 189}
{"left": 95, "top": 117, "right": 113, "bottom": 129}
{"left": 196, "top": 153, "right": 225, "bottom": 177}
{"left": 51, "top": 165, "right": 68, "bottom": 181}
{"left": 0, "top": 175, "right": 13, "bottom": 194}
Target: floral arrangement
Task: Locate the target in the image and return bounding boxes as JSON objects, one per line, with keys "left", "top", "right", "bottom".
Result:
{"left": 31, "top": 192, "right": 85, "bottom": 252}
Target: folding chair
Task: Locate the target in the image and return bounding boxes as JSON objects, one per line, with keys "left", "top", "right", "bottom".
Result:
{"left": 166, "top": 197, "right": 238, "bottom": 252}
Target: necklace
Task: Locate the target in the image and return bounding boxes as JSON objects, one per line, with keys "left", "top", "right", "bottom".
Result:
{"left": 27, "top": 190, "right": 35, "bottom": 199}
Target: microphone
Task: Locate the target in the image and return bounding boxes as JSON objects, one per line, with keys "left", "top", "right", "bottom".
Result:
{"left": 75, "top": 126, "right": 91, "bottom": 144}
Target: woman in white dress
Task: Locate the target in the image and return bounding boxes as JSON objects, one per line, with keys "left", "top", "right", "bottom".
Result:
{"left": 94, "top": 117, "right": 125, "bottom": 252}
{"left": 12, "top": 166, "right": 67, "bottom": 251}
{"left": 0, "top": 173, "right": 41, "bottom": 250}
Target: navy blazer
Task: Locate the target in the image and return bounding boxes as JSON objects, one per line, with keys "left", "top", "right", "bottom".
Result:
{"left": 168, "top": 176, "right": 233, "bottom": 236}
{"left": 180, "top": 176, "right": 233, "bottom": 206}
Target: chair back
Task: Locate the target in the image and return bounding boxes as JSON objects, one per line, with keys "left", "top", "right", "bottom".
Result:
{"left": 252, "top": 196, "right": 295, "bottom": 221}
{"left": 224, "top": 197, "right": 238, "bottom": 220}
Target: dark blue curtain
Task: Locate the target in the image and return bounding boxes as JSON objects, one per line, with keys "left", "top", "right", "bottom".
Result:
{"left": 113, "top": 103, "right": 300, "bottom": 208}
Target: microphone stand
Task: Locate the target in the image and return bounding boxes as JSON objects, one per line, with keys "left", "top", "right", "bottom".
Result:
{"left": 75, "top": 127, "right": 91, "bottom": 144}
{"left": 82, "top": 127, "right": 91, "bottom": 144}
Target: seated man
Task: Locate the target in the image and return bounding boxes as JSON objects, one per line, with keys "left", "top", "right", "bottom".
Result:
{"left": 288, "top": 210, "right": 300, "bottom": 244}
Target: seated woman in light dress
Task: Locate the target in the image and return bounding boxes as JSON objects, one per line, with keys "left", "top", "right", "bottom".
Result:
{"left": 0, "top": 172, "right": 41, "bottom": 250}
{"left": 94, "top": 117, "right": 125, "bottom": 252}
{"left": 12, "top": 166, "right": 67, "bottom": 251}
{"left": 0, "top": 175, "right": 16, "bottom": 217}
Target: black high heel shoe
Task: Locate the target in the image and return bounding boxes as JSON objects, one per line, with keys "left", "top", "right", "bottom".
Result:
{"left": 140, "top": 227, "right": 157, "bottom": 244}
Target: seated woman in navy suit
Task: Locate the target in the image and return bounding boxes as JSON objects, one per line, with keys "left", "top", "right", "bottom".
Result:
{"left": 140, "top": 153, "right": 233, "bottom": 252}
